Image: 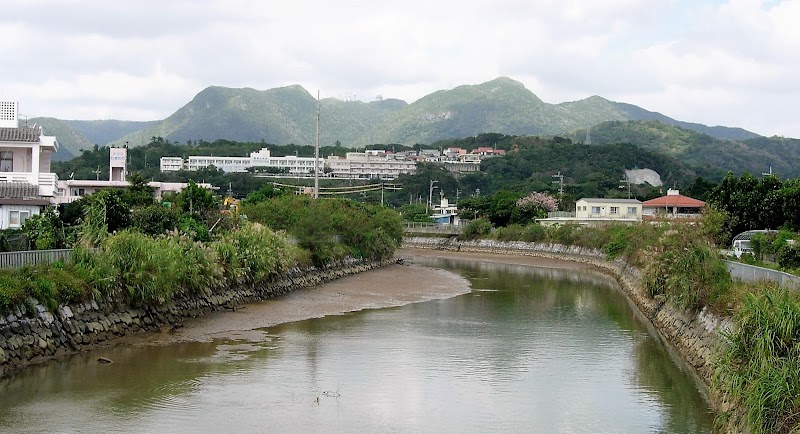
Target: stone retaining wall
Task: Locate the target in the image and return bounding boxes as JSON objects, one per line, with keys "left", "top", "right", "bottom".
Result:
{"left": 0, "top": 259, "right": 390, "bottom": 377}
{"left": 403, "top": 237, "right": 734, "bottom": 417}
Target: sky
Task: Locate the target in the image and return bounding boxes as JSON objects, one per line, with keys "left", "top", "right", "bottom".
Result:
{"left": 1, "top": 0, "right": 798, "bottom": 137}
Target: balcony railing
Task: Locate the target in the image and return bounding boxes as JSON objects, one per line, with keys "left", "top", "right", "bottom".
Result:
{"left": 0, "top": 171, "right": 58, "bottom": 196}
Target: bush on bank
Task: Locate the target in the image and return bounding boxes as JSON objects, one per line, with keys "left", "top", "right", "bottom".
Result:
{"left": 241, "top": 195, "right": 403, "bottom": 266}
{"left": 714, "top": 286, "right": 800, "bottom": 434}
{"left": 0, "top": 223, "right": 302, "bottom": 312}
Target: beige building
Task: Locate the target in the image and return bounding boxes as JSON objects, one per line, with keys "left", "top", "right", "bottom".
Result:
{"left": 538, "top": 198, "right": 642, "bottom": 227}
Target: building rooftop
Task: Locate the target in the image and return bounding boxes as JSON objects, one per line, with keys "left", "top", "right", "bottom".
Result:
{"left": 0, "top": 126, "right": 40, "bottom": 142}
{"left": 579, "top": 198, "right": 642, "bottom": 204}
{"left": 0, "top": 181, "right": 40, "bottom": 198}
{"left": 643, "top": 194, "right": 705, "bottom": 208}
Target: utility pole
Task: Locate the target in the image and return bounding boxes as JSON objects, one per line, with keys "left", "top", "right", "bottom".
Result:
{"left": 552, "top": 172, "right": 564, "bottom": 197}
{"left": 427, "top": 179, "right": 438, "bottom": 214}
{"left": 381, "top": 182, "right": 384, "bottom": 207}
{"left": 619, "top": 174, "right": 632, "bottom": 199}
{"left": 314, "top": 90, "right": 320, "bottom": 199}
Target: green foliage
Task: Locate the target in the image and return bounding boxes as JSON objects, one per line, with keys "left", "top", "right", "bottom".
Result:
{"left": 242, "top": 183, "right": 288, "bottom": 204}
{"left": 79, "top": 189, "right": 133, "bottom": 247}
{"left": 22, "top": 209, "right": 66, "bottom": 250}
{"left": 132, "top": 204, "right": 178, "bottom": 236}
{"left": 176, "top": 180, "right": 217, "bottom": 217}
{"left": 777, "top": 245, "right": 800, "bottom": 270}
{"left": 211, "top": 223, "right": 299, "bottom": 286}
{"left": 397, "top": 203, "right": 434, "bottom": 223}
{"left": 0, "top": 271, "right": 25, "bottom": 313}
{"left": 177, "top": 215, "right": 210, "bottom": 242}
{"left": 708, "top": 173, "right": 800, "bottom": 244}
{"left": 490, "top": 224, "right": 546, "bottom": 243}
{"left": 714, "top": 286, "right": 800, "bottom": 434}
{"left": 242, "top": 196, "right": 402, "bottom": 266}
{"left": 642, "top": 228, "right": 732, "bottom": 311}
{"left": 461, "top": 218, "right": 493, "bottom": 239}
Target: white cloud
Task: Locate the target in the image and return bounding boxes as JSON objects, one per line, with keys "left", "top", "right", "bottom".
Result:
{"left": 0, "top": 0, "right": 798, "bottom": 137}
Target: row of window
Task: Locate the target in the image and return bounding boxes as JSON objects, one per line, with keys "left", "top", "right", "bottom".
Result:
{"left": 580, "top": 205, "right": 638, "bottom": 215}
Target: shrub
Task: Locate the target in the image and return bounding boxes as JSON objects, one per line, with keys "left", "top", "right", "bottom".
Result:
{"left": 460, "top": 218, "right": 492, "bottom": 240}
{"left": 642, "top": 229, "right": 732, "bottom": 311}
{"left": 714, "top": 286, "right": 800, "bottom": 434}
{"left": 0, "top": 271, "right": 25, "bottom": 313}
{"left": 212, "top": 223, "right": 298, "bottom": 286}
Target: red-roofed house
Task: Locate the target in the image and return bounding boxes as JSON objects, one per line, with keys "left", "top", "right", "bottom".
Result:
{"left": 642, "top": 189, "right": 705, "bottom": 220}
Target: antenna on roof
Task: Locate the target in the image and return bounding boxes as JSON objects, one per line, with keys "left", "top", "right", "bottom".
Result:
{"left": 93, "top": 166, "right": 101, "bottom": 181}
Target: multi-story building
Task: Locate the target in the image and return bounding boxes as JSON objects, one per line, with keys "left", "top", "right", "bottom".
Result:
{"left": 55, "top": 148, "right": 215, "bottom": 204}
{"left": 0, "top": 101, "right": 59, "bottom": 229}
{"left": 160, "top": 148, "right": 323, "bottom": 175}
{"left": 326, "top": 152, "right": 417, "bottom": 180}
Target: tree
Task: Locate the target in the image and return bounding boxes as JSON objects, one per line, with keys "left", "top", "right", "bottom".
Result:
{"left": 177, "top": 180, "right": 217, "bottom": 217}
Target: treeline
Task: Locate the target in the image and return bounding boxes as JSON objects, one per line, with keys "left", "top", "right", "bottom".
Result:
{"left": 53, "top": 134, "right": 710, "bottom": 217}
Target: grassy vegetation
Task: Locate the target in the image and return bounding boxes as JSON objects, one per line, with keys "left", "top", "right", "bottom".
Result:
{"left": 0, "top": 184, "right": 403, "bottom": 313}
{"left": 241, "top": 193, "right": 403, "bottom": 266}
{"left": 714, "top": 286, "right": 800, "bottom": 433}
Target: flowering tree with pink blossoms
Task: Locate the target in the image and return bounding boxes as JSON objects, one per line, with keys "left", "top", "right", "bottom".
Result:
{"left": 515, "top": 191, "right": 559, "bottom": 221}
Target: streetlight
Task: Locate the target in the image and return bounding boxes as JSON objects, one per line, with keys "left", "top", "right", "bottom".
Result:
{"left": 427, "top": 179, "right": 438, "bottom": 214}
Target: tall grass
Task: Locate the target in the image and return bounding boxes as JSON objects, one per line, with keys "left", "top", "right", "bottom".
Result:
{"left": 212, "top": 223, "right": 300, "bottom": 286}
{"left": 714, "top": 286, "right": 800, "bottom": 433}
{"left": 642, "top": 229, "right": 732, "bottom": 311}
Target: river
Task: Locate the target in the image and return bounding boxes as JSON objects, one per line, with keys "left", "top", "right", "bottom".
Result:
{"left": 0, "top": 253, "right": 714, "bottom": 433}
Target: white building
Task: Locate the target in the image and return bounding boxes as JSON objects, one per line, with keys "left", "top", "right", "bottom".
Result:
{"left": 160, "top": 148, "right": 323, "bottom": 175}
{"left": 160, "top": 156, "right": 184, "bottom": 172}
{"left": 326, "top": 152, "right": 417, "bottom": 180}
{"left": 55, "top": 147, "right": 215, "bottom": 204}
{"left": 538, "top": 198, "right": 642, "bottom": 227}
{"left": 185, "top": 155, "right": 251, "bottom": 173}
{"left": 575, "top": 198, "right": 641, "bottom": 220}
{"left": 0, "top": 101, "right": 59, "bottom": 229}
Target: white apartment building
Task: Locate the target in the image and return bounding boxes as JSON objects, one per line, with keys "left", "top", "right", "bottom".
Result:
{"left": 326, "top": 152, "right": 417, "bottom": 180}
{"left": 161, "top": 148, "right": 323, "bottom": 175}
{"left": 0, "top": 101, "right": 59, "bottom": 229}
{"left": 185, "top": 155, "right": 251, "bottom": 173}
{"left": 160, "top": 157, "right": 184, "bottom": 172}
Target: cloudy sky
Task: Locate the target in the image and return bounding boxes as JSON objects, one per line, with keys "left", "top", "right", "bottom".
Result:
{"left": 1, "top": 0, "right": 798, "bottom": 137}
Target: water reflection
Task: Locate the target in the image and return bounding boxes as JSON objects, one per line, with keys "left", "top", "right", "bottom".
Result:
{"left": 0, "top": 256, "right": 714, "bottom": 433}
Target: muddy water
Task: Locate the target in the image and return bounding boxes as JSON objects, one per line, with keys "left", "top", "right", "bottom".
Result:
{"left": 0, "top": 255, "right": 714, "bottom": 433}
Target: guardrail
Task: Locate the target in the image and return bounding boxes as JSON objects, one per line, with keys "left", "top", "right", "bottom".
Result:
{"left": 723, "top": 260, "right": 800, "bottom": 288}
{"left": 0, "top": 249, "right": 73, "bottom": 269}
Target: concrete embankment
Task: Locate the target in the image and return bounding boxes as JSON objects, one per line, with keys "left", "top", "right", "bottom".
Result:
{"left": 403, "top": 237, "right": 736, "bottom": 425}
{"left": 0, "top": 259, "right": 390, "bottom": 377}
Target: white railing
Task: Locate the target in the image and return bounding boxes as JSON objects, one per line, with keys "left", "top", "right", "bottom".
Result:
{"left": 0, "top": 249, "right": 73, "bottom": 269}
{"left": 0, "top": 172, "right": 58, "bottom": 196}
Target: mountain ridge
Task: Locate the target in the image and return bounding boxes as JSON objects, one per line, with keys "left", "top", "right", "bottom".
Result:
{"left": 31, "top": 77, "right": 767, "bottom": 161}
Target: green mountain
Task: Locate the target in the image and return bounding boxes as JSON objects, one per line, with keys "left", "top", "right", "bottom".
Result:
{"left": 112, "top": 85, "right": 407, "bottom": 148}
{"left": 28, "top": 117, "right": 93, "bottom": 160}
{"left": 567, "top": 120, "right": 799, "bottom": 178}
{"left": 65, "top": 119, "right": 158, "bottom": 146}
{"left": 107, "top": 77, "right": 759, "bottom": 149}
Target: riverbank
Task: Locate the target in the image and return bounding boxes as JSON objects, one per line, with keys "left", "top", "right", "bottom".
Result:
{"left": 0, "top": 259, "right": 395, "bottom": 377}
{"left": 132, "top": 262, "right": 472, "bottom": 344}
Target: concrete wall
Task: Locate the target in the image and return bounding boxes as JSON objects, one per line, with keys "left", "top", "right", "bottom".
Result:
{"left": 0, "top": 259, "right": 390, "bottom": 377}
